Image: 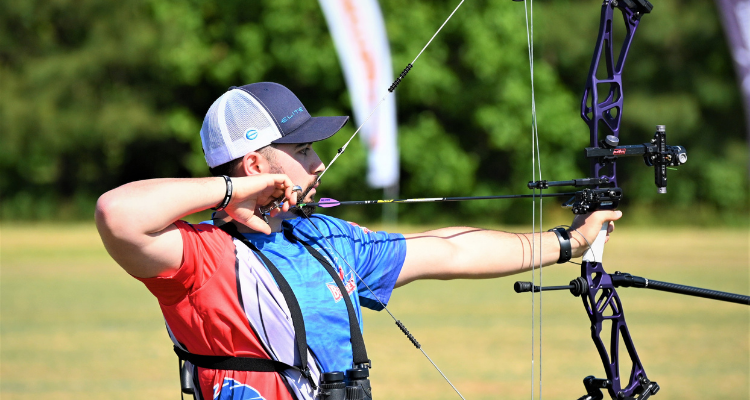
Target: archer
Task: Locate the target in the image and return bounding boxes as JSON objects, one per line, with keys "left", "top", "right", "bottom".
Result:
{"left": 95, "top": 82, "right": 621, "bottom": 400}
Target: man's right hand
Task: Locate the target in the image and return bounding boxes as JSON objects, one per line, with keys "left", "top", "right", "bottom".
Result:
{"left": 225, "top": 175, "right": 298, "bottom": 234}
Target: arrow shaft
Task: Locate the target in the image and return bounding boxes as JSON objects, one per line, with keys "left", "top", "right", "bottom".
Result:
{"left": 299, "top": 192, "right": 575, "bottom": 208}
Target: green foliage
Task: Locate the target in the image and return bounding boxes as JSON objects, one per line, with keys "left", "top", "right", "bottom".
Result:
{"left": 0, "top": 0, "right": 746, "bottom": 224}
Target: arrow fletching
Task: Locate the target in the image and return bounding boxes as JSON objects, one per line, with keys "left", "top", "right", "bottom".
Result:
{"left": 317, "top": 198, "right": 341, "bottom": 208}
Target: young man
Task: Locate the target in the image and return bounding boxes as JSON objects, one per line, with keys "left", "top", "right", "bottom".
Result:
{"left": 96, "top": 82, "right": 621, "bottom": 400}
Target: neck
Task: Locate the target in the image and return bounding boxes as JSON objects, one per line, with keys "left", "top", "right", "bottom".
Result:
{"left": 263, "top": 212, "right": 285, "bottom": 233}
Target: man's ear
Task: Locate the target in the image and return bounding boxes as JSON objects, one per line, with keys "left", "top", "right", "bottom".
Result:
{"left": 239, "top": 151, "right": 267, "bottom": 176}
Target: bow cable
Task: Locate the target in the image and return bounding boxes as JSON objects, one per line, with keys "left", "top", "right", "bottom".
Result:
{"left": 260, "top": 1, "right": 467, "bottom": 218}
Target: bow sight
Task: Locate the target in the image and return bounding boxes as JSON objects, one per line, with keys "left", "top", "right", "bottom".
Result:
{"left": 528, "top": 125, "right": 688, "bottom": 214}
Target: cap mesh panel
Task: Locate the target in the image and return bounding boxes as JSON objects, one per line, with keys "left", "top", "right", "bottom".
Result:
{"left": 200, "top": 90, "right": 282, "bottom": 167}
{"left": 202, "top": 99, "right": 224, "bottom": 151}
{"left": 223, "top": 91, "right": 275, "bottom": 142}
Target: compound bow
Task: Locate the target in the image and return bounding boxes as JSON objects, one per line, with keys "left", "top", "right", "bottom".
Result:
{"left": 524, "top": 2, "right": 678, "bottom": 398}
{"left": 514, "top": 1, "right": 749, "bottom": 399}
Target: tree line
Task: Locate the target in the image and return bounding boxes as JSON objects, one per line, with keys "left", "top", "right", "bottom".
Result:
{"left": 1, "top": 0, "right": 746, "bottom": 225}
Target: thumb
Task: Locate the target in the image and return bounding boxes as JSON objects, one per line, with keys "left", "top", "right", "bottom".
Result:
{"left": 598, "top": 210, "right": 622, "bottom": 225}
{"left": 230, "top": 208, "right": 271, "bottom": 234}
{"left": 608, "top": 210, "right": 623, "bottom": 220}
{"left": 244, "top": 215, "right": 272, "bottom": 235}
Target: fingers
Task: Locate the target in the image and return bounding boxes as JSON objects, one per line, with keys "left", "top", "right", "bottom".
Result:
{"left": 228, "top": 174, "right": 307, "bottom": 233}
{"left": 244, "top": 215, "right": 272, "bottom": 235}
{"left": 265, "top": 174, "right": 295, "bottom": 202}
{"left": 283, "top": 182, "right": 299, "bottom": 207}
{"left": 227, "top": 207, "right": 266, "bottom": 233}
{"left": 265, "top": 174, "right": 299, "bottom": 209}
{"left": 569, "top": 209, "right": 623, "bottom": 257}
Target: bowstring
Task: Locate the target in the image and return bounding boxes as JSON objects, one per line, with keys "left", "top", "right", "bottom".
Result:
{"left": 522, "top": 0, "right": 544, "bottom": 399}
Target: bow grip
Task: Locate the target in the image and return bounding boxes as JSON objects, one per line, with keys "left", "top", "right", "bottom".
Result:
{"left": 582, "top": 223, "right": 608, "bottom": 263}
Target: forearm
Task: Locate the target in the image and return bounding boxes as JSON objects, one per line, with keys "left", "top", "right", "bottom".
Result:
{"left": 398, "top": 227, "right": 564, "bottom": 286}
{"left": 96, "top": 177, "right": 227, "bottom": 237}
{"left": 397, "top": 210, "right": 621, "bottom": 287}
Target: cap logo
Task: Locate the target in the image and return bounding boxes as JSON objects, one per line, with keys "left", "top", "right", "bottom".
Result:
{"left": 281, "top": 107, "right": 305, "bottom": 124}
{"left": 245, "top": 129, "right": 259, "bottom": 140}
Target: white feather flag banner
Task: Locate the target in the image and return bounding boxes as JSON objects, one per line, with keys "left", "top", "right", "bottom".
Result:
{"left": 715, "top": 0, "right": 750, "bottom": 160}
{"left": 319, "top": 0, "right": 400, "bottom": 188}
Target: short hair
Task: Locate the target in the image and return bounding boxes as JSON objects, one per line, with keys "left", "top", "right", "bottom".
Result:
{"left": 208, "top": 145, "right": 277, "bottom": 177}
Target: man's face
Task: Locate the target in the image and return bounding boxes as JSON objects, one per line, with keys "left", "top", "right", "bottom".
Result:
{"left": 264, "top": 142, "right": 324, "bottom": 205}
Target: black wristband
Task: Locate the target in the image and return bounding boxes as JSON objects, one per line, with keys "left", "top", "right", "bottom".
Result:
{"left": 213, "top": 175, "right": 233, "bottom": 211}
{"left": 548, "top": 227, "right": 572, "bottom": 264}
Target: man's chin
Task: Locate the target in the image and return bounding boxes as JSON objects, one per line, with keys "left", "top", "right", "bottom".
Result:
{"left": 292, "top": 204, "right": 316, "bottom": 218}
{"left": 289, "top": 181, "right": 318, "bottom": 218}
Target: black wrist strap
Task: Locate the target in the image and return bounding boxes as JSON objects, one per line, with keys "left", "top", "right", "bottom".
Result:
{"left": 549, "top": 227, "right": 572, "bottom": 264}
{"left": 213, "top": 175, "right": 233, "bottom": 211}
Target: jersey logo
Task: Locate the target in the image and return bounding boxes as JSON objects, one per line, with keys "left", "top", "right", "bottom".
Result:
{"left": 213, "top": 378, "right": 266, "bottom": 400}
{"left": 326, "top": 266, "right": 356, "bottom": 302}
{"left": 347, "top": 221, "right": 372, "bottom": 234}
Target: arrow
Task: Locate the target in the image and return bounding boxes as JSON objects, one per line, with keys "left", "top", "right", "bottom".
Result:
{"left": 298, "top": 192, "right": 576, "bottom": 208}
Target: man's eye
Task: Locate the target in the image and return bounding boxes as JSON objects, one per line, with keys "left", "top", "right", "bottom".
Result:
{"left": 300, "top": 147, "right": 309, "bottom": 155}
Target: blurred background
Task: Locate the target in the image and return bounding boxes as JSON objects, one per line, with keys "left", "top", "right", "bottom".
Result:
{"left": 1, "top": 0, "right": 747, "bottom": 224}
{"left": 1, "top": 0, "right": 748, "bottom": 399}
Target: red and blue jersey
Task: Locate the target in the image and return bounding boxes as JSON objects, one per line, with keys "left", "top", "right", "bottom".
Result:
{"left": 136, "top": 215, "right": 405, "bottom": 400}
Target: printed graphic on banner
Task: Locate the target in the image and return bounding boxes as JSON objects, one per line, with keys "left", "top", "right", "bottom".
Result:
{"left": 213, "top": 378, "right": 267, "bottom": 400}
{"left": 326, "top": 265, "right": 356, "bottom": 302}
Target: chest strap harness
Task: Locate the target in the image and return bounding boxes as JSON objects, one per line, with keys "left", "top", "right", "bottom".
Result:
{"left": 281, "top": 221, "right": 370, "bottom": 368}
{"left": 173, "top": 221, "right": 369, "bottom": 396}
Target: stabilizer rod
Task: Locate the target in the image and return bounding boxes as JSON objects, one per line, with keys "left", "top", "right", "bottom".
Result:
{"left": 610, "top": 272, "right": 750, "bottom": 305}
{"left": 514, "top": 272, "right": 750, "bottom": 305}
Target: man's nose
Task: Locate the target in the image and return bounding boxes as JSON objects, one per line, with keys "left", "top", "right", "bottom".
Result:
{"left": 310, "top": 150, "right": 325, "bottom": 174}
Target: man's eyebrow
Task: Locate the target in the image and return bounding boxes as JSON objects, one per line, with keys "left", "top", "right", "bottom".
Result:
{"left": 295, "top": 142, "right": 312, "bottom": 150}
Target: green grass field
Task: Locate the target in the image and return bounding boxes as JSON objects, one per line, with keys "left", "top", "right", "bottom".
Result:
{"left": 1, "top": 223, "right": 748, "bottom": 399}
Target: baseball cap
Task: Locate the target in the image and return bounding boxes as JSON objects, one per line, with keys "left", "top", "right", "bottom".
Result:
{"left": 200, "top": 82, "right": 349, "bottom": 168}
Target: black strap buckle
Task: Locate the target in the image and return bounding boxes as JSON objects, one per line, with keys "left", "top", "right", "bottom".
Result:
{"left": 301, "top": 367, "right": 318, "bottom": 390}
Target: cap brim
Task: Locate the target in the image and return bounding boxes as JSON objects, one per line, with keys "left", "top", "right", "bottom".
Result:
{"left": 271, "top": 116, "right": 349, "bottom": 144}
